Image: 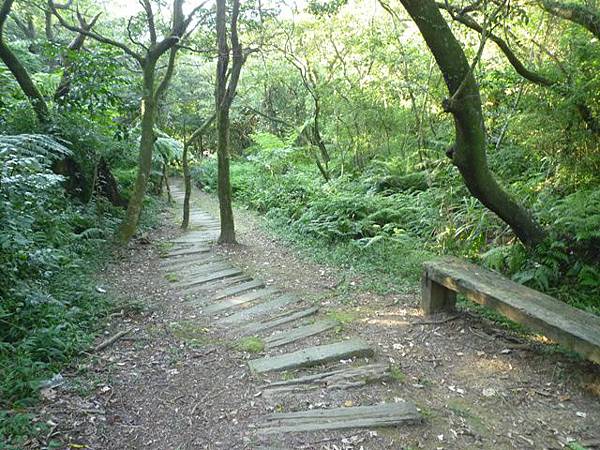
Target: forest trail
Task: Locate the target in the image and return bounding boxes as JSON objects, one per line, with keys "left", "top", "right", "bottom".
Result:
{"left": 163, "top": 182, "right": 422, "bottom": 439}
{"left": 42, "top": 180, "right": 600, "bottom": 449}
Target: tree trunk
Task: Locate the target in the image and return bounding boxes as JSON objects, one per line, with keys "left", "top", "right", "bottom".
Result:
{"left": 182, "top": 143, "right": 191, "bottom": 229}
{"left": 215, "top": 0, "right": 241, "bottom": 244}
{"left": 0, "top": 0, "right": 48, "bottom": 124}
{"left": 398, "top": 0, "right": 546, "bottom": 247}
{"left": 216, "top": 105, "right": 236, "bottom": 243}
{"left": 162, "top": 163, "right": 172, "bottom": 202}
{"left": 117, "top": 60, "right": 157, "bottom": 242}
{"left": 96, "top": 157, "right": 128, "bottom": 207}
{"left": 182, "top": 113, "right": 215, "bottom": 229}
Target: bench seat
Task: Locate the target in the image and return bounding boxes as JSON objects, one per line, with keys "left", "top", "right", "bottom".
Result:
{"left": 422, "top": 257, "right": 600, "bottom": 364}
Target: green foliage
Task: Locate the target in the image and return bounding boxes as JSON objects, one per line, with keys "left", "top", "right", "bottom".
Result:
{"left": 0, "top": 134, "right": 122, "bottom": 447}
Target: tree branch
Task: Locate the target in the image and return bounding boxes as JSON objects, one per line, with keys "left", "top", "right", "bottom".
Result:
{"left": 539, "top": 0, "right": 600, "bottom": 39}
{"left": 154, "top": 46, "right": 177, "bottom": 101}
{"left": 437, "top": 2, "right": 556, "bottom": 87}
{"left": 187, "top": 112, "right": 216, "bottom": 148}
{"left": 140, "top": 0, "right": 157, "bottom": 44}
{"left": 50, "top": 3, "right": 143, "bottom": 63}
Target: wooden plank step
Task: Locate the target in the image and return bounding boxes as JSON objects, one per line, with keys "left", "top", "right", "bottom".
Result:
{"left": 203, "top": 288, "right": 279, "bottom": 314}
{"left": 160, "top": 255, "right": 226, "bottom": 270}
{"left": 174, "top": 263, "right": 234, "bottom": 281}
{"left": 248, "top": 339, "right": 374, "bottom": 373}
{"left": 217, "top": 294, "right": 300, "bottom": 326}
{"left": 212, "top": 279, "right": 266, "bottom": 301}
{"left": 263, "top": 363, "right": 391, "bottom": 393}
{"left": 257, "top": 402, "right": 421, "bottom": 434}
{"left": 182, "top": 274, "right": 253, "bottom": 295}
{"left": 425, "top": 257, "right": 600, "bottom": 364}
{"left": 163, "top": 247, "right": 210, "bottom": 258}
{"left": 240, "top": 307, "right": 319, "bottom": 335}
{"left": 265, "top": 320, "right": 337, "bottom": 349}
{"left": 170, "top": 236, "right": 216, "bottom": 244}
{"left": 176, "top": 268, "right": 244, "bottom": 290}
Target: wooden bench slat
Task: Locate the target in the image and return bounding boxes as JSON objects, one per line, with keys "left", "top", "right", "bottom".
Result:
{"left": 423, "top": 257, "right": 600, "bottom": 364}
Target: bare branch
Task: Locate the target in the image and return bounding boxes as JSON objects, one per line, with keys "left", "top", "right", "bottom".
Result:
{"left": 437, "top": 2, "right": 556, "bottom": 87}
{"left": 50, "top": 3, "right": 143, "bottom": 63}
{"left": 140, "top": 0, "right": 157, "bottom": 44}
{"left": 539, "top": 0, "right": 600, "bottom": 39}
{"left": 154, "top": 46, "right": 177, "bottom": 101}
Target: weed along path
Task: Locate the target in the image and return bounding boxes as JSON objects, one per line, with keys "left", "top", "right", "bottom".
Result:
{"left": 43, "top": 180, "right": 600, "bottom": 449}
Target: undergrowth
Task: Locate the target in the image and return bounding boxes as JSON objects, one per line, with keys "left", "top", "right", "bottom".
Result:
{"left": 0, "top": 134, "right": 163, "bottom": 448}
{"left": 192, "top": 132, "right": 600, "bottom": 315}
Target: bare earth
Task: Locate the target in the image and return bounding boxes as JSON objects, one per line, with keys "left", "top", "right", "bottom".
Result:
{"left": 34, "top": 185, "right": 600, "bottom": 450}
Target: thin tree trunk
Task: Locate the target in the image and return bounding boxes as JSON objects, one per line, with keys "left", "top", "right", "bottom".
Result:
{"left": 182, "top": 143, "right": 191, "bottom": 229}
{"left": 182, "top": 113, "right": 215, "bottom": 229}
{"left": 215, "top": 0, "right": 245, "bottom": 244}
{"left": 216, "top": 105, "right": 236, "bottom": 242}
{"left": 118, "top": 60, "right": 157, "bottom": 242}
{"left": 398, "top": 0, "right": 546, "bottom": 247}
{"left": 163, "top": 163, "right": 172, "bottom": 202}
{"left": 0, "top": 0, "right": 48, "bottom": 124}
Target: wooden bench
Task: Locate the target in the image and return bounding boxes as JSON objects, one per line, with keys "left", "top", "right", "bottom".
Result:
{"left": 422, "top": 257, "right": 600, "bottom": 364}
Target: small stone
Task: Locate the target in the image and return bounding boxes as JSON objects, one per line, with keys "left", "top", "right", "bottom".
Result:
{"left": 482, "top": 388, "right": 496, "bottom": 397}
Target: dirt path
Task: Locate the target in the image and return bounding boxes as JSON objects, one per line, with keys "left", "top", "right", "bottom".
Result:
{"left": 39, "top": 181, "right": 600, "bottom": 450}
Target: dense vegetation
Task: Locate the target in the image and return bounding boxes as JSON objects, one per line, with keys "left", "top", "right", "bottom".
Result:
{"left": 0, "top": 0, "right": 599, "bottom": 446}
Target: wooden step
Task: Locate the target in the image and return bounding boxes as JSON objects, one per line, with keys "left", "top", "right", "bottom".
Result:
{"left": 263, "top": 363, "right": 391, "bottom": 394}
{"left": 160, "top": 255, "right": 226, "bottom": 271}
{"left": 173, "top": 262, "right": 234, "bottom": 282}
{"left": 264, "top": 320, "right": 337, "bottom": 348}
{"left": 257, "top": 402, "right": 421, "bottom": 434}
{"left": 182, "top": 274, "right": 253, "bottom": 295}
{"left": 203, "top": 288, "right": 279, "bottom": 314}
{"left": 248, "top": 338, "right": 374, "bottom": 373}
{"left": 176, "top": 268, "right": 244, "bottom": 290}
{"left": 163, "top": 247, "right": 210, "bottom": 258}
{"left": 240, "top": 307, "right": 319, "bottom": 335}
{"left": 217, "top": 294, "right": 300, "bottom": 326}
{"left": 212, "top": 279, "right": 266, "bottom": 301}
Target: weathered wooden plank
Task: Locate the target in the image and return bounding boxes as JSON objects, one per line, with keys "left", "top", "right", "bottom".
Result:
{"left": 425, "top": 257, "right": 600, "bottom": 364}
{"left": 160, "top": 255, "right": 226, "bottom": 270}
{"left": 422, "top": 270, "right": 456, "bottom": 315}
{"left": 163, "top": 247, "right": 210, "bottom": 258}
{"left": 174, "top": 262, "right": 233, "bottom": 279}
{"left": 203, "top": 288, "right": 279, "bottom": 314}
{"left": 182, "top": 274, "right": 253, "bottom": 295}
{"left": 174, "top": 265, "right": 237, "bottom": 286}
{"left": 176, "top": 268, "right": 244, "bottom": 290}
{"left": 257, "top": 402, "right": 420, "bottom": 434}
{"left": 265, "top": 320, "right": 337, "bottom": 348}
{"left": 263, "top": 363, "right": 391, "bottom": 394}
{"left": 240, "top": 307, "right": 319, "bottom": 334}
{"left": 248, "top": 339, "right": 374, "bottom": 373}
{"left": 212, "top": 279, "right": 266, "bottom": 301}
{"left": 217, "top": 294, "right": 300, "bottom": 325}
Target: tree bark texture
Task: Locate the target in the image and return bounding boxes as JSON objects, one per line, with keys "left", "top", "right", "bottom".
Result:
{"left": 215, "top": 0, "right": 244, "bottom": 244}
{"left": 0, "top": 0, "right": 49, "bottom": 124}
{"left": 398, "top": 0, "right": 546, "bottom": 247}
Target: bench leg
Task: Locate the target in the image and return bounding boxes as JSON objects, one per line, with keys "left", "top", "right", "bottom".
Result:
{"left": 421, "top": 271, "right": 456, "bottom": 315}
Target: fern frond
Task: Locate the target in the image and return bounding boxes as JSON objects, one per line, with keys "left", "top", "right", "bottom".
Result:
{"left": 0, "top": 134, "right": 72, "bottom": 162}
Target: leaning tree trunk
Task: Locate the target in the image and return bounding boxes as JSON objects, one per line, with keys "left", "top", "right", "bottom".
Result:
{"left": 0, "top": 0, "right": 48, "bottom": 124}
{"left": 398, "top": 0, "right": 546, "bottom": 247}
{"left": 117, "top": 60, "right": 157, "bottom": 242}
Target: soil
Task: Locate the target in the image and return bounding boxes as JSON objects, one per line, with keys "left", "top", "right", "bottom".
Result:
{"left": 32, "top": 188, "right": 600, "bottom": 450}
